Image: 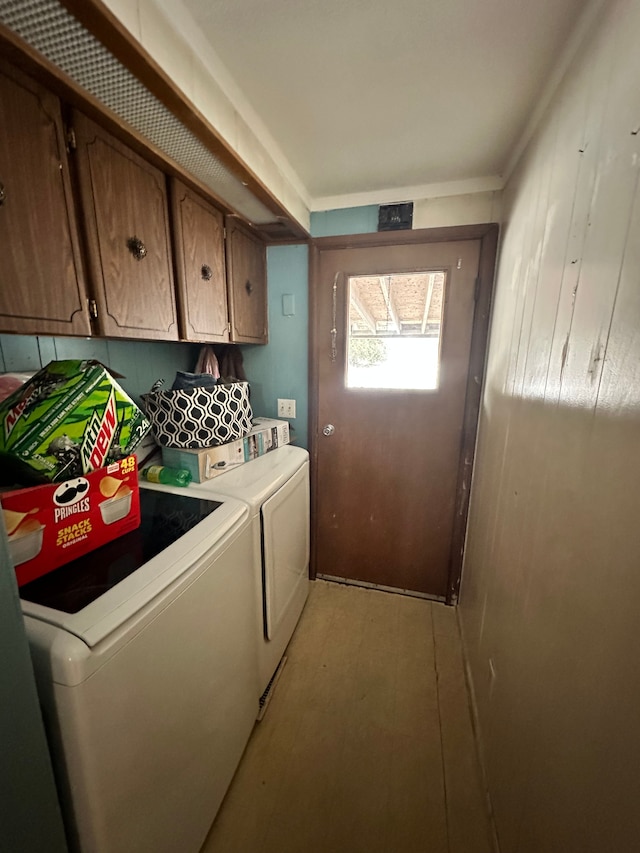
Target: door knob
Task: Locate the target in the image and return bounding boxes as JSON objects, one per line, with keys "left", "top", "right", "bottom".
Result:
{"left": 322, "top": 424, "right": 335, "bottom": 436}
{"left": 127, "top": 236, "right": 147, "bottom": 260}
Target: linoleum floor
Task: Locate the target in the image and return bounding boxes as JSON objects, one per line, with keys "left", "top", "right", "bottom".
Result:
{"left": 201, "top": 579, "right": 494, "bottom": 853}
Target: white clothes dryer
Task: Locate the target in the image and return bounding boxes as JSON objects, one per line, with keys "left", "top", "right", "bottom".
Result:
{"left": 188, "top": 445, "right": 310, "bottom": 698}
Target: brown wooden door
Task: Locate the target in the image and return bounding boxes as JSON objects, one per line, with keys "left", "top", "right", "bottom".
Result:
{"left": 170, "top": 179, "right": 229, "bottom": 342}
{"left": 312, "top": 237, "right": 482, "bottom": 599}
{"left": 72, "top": 111, "right": 178, "bottom": 340}
{"left": 225, "top": 218, "right": 268, "bottom": 343}
{"left": 0, "top": 62, "right": 90, "bottom": 336}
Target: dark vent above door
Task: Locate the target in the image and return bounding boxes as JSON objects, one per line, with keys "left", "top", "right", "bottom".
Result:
{"left": 378, "top": 202, "right": 414, "bottom": 232}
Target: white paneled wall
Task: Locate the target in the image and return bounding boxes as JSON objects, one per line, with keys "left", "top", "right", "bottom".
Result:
{"left": 460, "top": 1, "right": 640, "bottom": 851}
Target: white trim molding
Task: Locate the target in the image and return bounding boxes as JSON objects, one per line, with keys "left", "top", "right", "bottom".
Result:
{"left": 311, "top": 175, "right": 505, "bottom": 212}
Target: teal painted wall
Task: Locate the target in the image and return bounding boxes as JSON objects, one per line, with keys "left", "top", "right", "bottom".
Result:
{"left": 310, "top": 205, "right": 379, "bottom": 237}
{"left": 0, "top": 207, "right": 384, "bottom": 448}
{"left": 242, "top": 244, "right": 309, "bottom": 448}
{"left": 0, "top": 209, "right": 384, "bottom": 450}
{"left": 0, "top": 335, "right": 198, "bottom": 404}
{"left": 1, "top": 536, "right": 68, "bottom": 852}
{"left": 241, "top": 208, "right": 379, "bottom": 450}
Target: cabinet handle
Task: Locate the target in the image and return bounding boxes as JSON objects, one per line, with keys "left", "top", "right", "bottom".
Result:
{"left": 0, "top": 182, "right": 5, "bottom": 205}
{"left": 245, "top": 280, "right": 253, "bottom": 295}
{"left": 127, "top": 236, "right": 147, "bottom": 261}
{"left": 201, "top": 264, "right": 212, "bottom": 281}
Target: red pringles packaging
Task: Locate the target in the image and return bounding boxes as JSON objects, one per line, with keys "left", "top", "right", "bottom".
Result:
{"left": 1, "top": 455, "right": 140, "bottom": 587}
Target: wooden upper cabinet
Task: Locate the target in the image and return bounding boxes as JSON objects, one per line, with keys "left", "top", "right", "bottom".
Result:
{"left": 225, "top": 218, "right": 268, "bottom": 344}
{"left": 72, "top": 111, "right": 179, "bottom": 340}
{"left": 169, "top": 179, "right": 229, "bottom": 343}
{"left": 0, "top": 62, "right": 91, "bottom": 336}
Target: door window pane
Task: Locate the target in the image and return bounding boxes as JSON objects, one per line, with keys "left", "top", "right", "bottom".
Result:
{"left": 346, "top": 271, "right": 446, "bottom": 390}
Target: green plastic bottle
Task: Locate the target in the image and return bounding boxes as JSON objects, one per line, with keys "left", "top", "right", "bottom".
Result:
{"left": 142, "top": 465, "right": 192, "bottom": 487}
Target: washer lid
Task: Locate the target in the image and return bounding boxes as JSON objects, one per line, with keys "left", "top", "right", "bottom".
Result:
{"left": 20, "top": 488, "right": 248, "bottom": 648}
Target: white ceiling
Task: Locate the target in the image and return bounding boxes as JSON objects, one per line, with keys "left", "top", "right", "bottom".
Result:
{"left": 177, "top": 0, "right": 589, "bottom": 207}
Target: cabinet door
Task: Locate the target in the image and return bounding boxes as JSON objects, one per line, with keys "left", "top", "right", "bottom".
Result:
{"left": 0, "top": 63, "right": 90, "bottom": 336}
{"left": 72, "top": 112, "right": 178, "bottom": 340}
{"left": 170, "top": 179, "right": 229, "bottom": 343}
{"left": 225, "top": 219, "right": 268, "bottom": 344}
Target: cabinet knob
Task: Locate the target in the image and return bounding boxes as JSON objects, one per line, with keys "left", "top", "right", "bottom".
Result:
{"left": 127, "top": 236, "right": 147, "bottom": 261}
{"left": 0, "top": 182, "right": 5, "bottom": 205}
{"left": 201, "top": 264, "right": 212, "bottom": 281}
{"left": 245, "top": 280, "right": 253, "bottom": 295}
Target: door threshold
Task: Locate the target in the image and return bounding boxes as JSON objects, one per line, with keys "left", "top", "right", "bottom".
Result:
{"left": 316, "top": 574, "right": 446, "bottom": 603}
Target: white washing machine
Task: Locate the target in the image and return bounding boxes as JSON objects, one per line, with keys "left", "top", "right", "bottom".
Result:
{"left": 20, "top": 486, "right": 258, "bottom": 853}
{"left": 187, "top": 445, "right": 310, "bottom": 698}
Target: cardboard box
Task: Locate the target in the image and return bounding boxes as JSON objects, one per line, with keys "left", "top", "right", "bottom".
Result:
{"left": 0, "top": 360, "right": 151, "bottom": 484}
{"left": 1, "top": 455, "right": 141, "bottom": 587}
{"left": 161, "top": 417, "right": 290, "bottom": 482}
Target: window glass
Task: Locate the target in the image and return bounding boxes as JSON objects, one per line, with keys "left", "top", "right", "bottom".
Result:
{"left": 346, "top": 271, "right": 446, "bottom": 390}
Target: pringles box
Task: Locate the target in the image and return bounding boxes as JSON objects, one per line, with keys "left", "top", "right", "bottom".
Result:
{"left": 1, "top": 456, "right": 140, "bottom": 586}
{"left": 0, "top": 360, "right": 151, "bottom": 484}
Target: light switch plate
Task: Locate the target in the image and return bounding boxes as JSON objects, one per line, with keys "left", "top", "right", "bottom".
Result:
{"left": 277, "top": 398, "right": 296, "bottom": 418}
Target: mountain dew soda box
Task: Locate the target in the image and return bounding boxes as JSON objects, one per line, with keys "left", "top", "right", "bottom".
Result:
{"left": 0, "top": 360, "right": 151, "bottom": 484}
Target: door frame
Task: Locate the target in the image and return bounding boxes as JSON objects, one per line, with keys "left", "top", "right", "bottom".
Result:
{"left": 308, "top": 223, "right": 499, "bottom": 604}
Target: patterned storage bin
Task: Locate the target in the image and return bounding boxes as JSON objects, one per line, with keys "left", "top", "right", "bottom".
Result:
{"left": 143, "top": 381, "right": 253, "bottom": 449}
